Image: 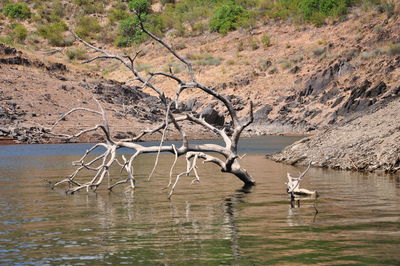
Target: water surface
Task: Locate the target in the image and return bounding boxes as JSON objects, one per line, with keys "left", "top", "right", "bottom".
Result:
{"left": 0, "top": 136, "right": 399, "bottom": 265}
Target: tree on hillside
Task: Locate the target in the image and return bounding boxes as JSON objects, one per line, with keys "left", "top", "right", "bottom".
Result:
{"left": 50, "top": 8, "right": 255, "bottom": 198}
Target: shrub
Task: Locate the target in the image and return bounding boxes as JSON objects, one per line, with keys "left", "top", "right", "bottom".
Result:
{"left": 136, "top": 61, "right": 152, "bottom": 73}
{"left": 198, "top": 56, "right": 222, "bottom": 66}
{"left": 146, "top": 14, "right": 166, "bottom": 37}
{"left": 37, "top": 21, "right": 69, "bottom": 46}
{"left": 192, "top": 22, "right": 207, "bottom": 35}
{"left": 300, "top": 0, "right": 351, "bottom": 24}
{"left": 186, "top": 53, "right": 222, "bottom": 66}
{"left": 52, "top": 1, "right": 65, "bottom": 18}
{"left": 160, "top": 0, "right": 175, "bottom": 4}
{"left": 108, "top": 8, "right": 129, "bottom": 24}
{"left": 209, "top": 4, "right": 250, "bottom": 34}
{"left": 73, "top": 0, "right": 105, "bottom": 14}
{"left": 128, "top": 0, "right": 151, "bottom": 14}
{"left": 4, "top": 2, "right": 31, "bottom": 19}
{"left": 265, "top": 0, "right": 354, "bottom": 25}
{"left": 261, "top": 33, "right": 271, "bottom": 48}
{"left": 381, "top": 1, "right": 396, "bottom": 18}
{"left": 0, "top": 36, "right": 14, "bottom": 45}
{"left": 13, "top": 24, "right": 28, "bottom": 42}
{"left": 387, "top": 44, "right": 400, "bottom": 56}
{"left": 115, "top": 16, "right": 146, "bottom": 47}
{"left": 359, "top": 51, "right": 377, "bottom": 60}
{"left": 65, "top": 47, "right": 87, "bottom": 60}
{"left": 280, "top": 59, "right": 292, "bottom": 69}
{"left": 250, "top": 38, "right": 259, "bottom": 50}
{"left": 75, "top": 16, "right": 101, "bottom": 39}
{"left": 174, "top": 42, "right": 186, "bottom": 50}
{"left": 163, "top": 61, "right": 184, "bottom": 74}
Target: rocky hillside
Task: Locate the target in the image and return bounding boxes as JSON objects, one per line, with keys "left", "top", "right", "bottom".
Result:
{"left": 0, "top": 43, "right": 167, "bottom": 143}
{"left": 270, "top": 98, "right": 400, "bottom": 173}
{"left": 106, "top": 8, "right": 399, "bottom": 137}
{"left": 0, "top": 0, "right": 399, "bottom": 168}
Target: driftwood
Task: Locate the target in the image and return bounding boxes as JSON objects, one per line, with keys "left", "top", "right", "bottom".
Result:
{"left": 286, "top": 162, "right": 317, "bottom": 197}
{"left": 50, "top": 11, "right": 255, "bottom": 198}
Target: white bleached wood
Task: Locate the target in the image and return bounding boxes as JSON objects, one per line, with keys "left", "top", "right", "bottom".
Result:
{"left": 51, "top": 15, "right": 255, "bottom": 197}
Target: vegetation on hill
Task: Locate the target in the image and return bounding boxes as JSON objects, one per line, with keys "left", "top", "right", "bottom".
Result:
{"left": 0, "top": 0, "right": 397, "bottom": 50}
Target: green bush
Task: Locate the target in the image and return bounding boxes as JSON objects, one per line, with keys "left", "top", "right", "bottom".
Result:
{"left": 108, "top": 8, "right": 129, "bottom": 24}
{"left": 0, "top": 36, "right": 14, "bottom": 45}
{"left": 381, "top": 0, "right": 396, "bottom": 18}
{"left": 136, "top": 61, "right": 152, "bottom": 73}
{"left": 192, "top": 22, "right": 207, "bottom": 35}
{"left": 36, "top": 1, "right": 65, "bottom": 23}
{"left": 37, "top": 21, "right": 69, "bottom": 46}
{"left": 73, "top": 0, "right": 105, "bottom": 14}
{"left": 186, "top": 53, "right": 222, "bottom": 66}
{"left": 128, "top": 0, "right": 151, "bottom": 14}
{"left": 13, "top": 24, "right": 28, "bottom": 42}
{"left": 115, "top": 16, "right": 146, "bottom": 47}
{"left": 209, "top": 4, "right": 250, "bottom": 34}
{"left": 75, "top": 16, "right": 101, "bottom": 39}
{"left": 160, "top": 0, "right": 175, "bottom": 4}
{"left": 65, "top": 47, "right": 87, "bottom": 60}
{"left": 387, "top": 43, "right": 400, "bottom": 55}
{"left": 4, "top": 2, "right": 31, "bottom": 19}
{"left": 264, "top": 0, "right": 355, "bottom": 25}
{"left": 300, "top": 0, "right": 352, "bottom": 23}
{"left": 261, "top": 33, "right": 271, "bottom": 48}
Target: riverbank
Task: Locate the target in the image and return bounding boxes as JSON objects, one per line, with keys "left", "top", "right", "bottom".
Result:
{"left": 269, "top": 98, "right": 400, "bottom": 173}
{"left": 1, "top": 9, "right": 399, "bottom": 172}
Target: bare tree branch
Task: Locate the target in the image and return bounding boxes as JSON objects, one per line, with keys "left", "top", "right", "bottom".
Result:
{"left": 286, "top": 162, "right": 317, "bottom": 197}
{"left": 51, "top": 15, "right": 256, "bottom": 197}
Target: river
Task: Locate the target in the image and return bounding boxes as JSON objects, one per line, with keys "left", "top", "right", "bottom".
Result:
{"left": 0, "top": 136, "right": 399, "bottom": 265}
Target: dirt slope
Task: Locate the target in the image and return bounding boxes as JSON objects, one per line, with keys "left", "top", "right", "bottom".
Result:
{"left": 98, "top": 10, "right": 399, "bottom": 137}
{"left": 1, "top": 8, "right": 399, "bottom": 151}
{"left": 0, "top": 43, "right": 167, "bottom": 143}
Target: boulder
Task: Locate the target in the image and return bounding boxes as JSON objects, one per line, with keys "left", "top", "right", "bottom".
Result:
{"left": 301, "top": 61, "right": 356, "bottom": 97}
{"left": 365, "top": 82, "right": 387, "bottom": 98}
{"left": 201, "top": 106, "right": 224, "bottom": 126}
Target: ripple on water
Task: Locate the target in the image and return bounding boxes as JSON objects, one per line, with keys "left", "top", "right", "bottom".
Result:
{"left": 0, "top": 139, "right": 399, "bottom": 265}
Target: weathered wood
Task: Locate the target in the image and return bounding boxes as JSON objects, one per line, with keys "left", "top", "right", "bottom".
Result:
{"left": 286, "top": 162, "right": 317, "bottom": 197}
{"left": 50, "top": 12, "right": 255, "bottom": 197}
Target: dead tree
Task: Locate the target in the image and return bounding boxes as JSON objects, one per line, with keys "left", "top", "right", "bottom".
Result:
{"left": 50, "top": 12, "right": 255, "bottom": 198}
{"left": 286, "top": 162, "right": 317, "bottom": 197}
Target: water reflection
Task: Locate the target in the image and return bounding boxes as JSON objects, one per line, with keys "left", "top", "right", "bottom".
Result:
{"left": 0, "top": 139, "right": 400, "bottom": 264}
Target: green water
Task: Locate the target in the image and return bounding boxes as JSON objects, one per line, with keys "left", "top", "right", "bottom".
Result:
{"left": 0, "top": 137, "right": 399, "bottom": 265}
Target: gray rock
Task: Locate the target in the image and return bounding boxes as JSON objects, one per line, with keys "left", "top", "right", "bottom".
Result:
{"left": 365, "top": 82, "right": 387, "bottom": 98}
{"left": 0, "top": 43, "right": 17, "bottom": 55}
{"left": 302, "top": 61, "right": 356, "bottom": 97}
{"left": 0, "top": 56, "right": 30, "bottom": 66}
{"left": 254, "top": 105, "right": 272, "bottom": 121}
{"left": 184, "top": 98, "right": 198, "bottom": 112}
{"left": 201, "top": 106, "right": 224, "bottom": 126}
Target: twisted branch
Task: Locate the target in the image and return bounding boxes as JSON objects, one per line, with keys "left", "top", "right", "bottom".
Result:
{"left": 51, "top": 13, "right": 256, "bottom": 197}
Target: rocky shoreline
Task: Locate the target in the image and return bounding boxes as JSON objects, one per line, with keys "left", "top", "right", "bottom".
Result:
{"left": 269, "top": 99, "right": 400, "bottom": 174}
{"left": 1, "top": 11, "right": 400, "bottom": 174}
